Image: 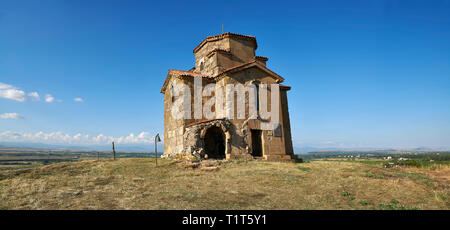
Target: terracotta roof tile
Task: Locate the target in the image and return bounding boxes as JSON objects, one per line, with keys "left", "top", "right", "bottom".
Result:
{"left": 256, "top": 56, "right": 269, "bottom": 61}
{"left": 217, "top": 61, "right": 257, "bottom": 75}
{"left": 215, "top": 61, "right": 284, "bottom": 82}
{"left": 161, "top": 69, "right": 215, "bottom": 93}
{"left": 206, "top": 32, "right": 255, "bottom": 40}
{"left": 193, "top": 32, "right": 257, "bottom": 53}
{"left": 168, "top": 69, "right": 210, "bottom": 78}
{"left": 206, "top": 48, "right": 231, "bottom": 57}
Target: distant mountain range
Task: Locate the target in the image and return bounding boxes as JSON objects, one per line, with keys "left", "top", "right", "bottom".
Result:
{"left": 0, "top": 141, "right": 449, "bottom": 154}
{"left": 294, "top": 146, "right": 450, "bottom": 154}
{"left": 0, "top": 141, "right": 164, "bottom": 153}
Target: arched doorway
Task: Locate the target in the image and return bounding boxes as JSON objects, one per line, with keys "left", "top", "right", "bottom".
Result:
{"left": 203, "top": 126, "right": 226, "bottom": 159}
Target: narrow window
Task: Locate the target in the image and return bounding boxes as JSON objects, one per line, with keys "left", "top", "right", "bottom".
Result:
{"left": 171, "top": 84, "right": 175, "bottom": 103}
{"left": 255, "top": 83, "right": 260, "bottom": 112}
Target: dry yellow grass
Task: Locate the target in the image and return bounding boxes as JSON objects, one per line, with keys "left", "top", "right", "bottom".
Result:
{"left": 0, "top": 158, "right": 448, "bottom": 210}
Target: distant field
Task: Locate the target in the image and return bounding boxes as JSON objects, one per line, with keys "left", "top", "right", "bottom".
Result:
{"left": 0, "top": 148, "right": 156, "bottom": 171}
{"left": 0, "top": 158, "right": 448, "bottom": 210}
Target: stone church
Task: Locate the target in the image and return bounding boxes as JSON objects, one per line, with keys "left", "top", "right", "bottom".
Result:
{"left": 160, "top": 32, "right": 295, "bottom": 161}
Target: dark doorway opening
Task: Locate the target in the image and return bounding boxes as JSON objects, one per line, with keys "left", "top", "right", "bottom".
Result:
{"left": 204, "top": 126, "right": 226, "bottom": 159}
{"left": 251, "top": 129, "right": 263, "bottom": 157}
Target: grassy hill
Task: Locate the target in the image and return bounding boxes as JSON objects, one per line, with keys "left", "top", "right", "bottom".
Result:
{"left": 0, "top": 158, "right": 448, "bottom": 210}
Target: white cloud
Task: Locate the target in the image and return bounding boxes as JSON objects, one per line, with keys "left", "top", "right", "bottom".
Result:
{"left": 116, "top": 132, "right": 154, "bottom": 144}
{"left": 0, "top": 130, "right": 158, "bottom": 145}
{"left": 0, "top": 113, "right": 24, "bottom": 120}
{"left": 74, "top": 97, "right": 84, "bottom": 102}
{"left": 28, "top": 92, "right": 40, "bottom": 101}
{"left": 0, "top": 83, "right": 27, "bottom": 102}
{"left": 44, "top": 94, "right": 55, "bottom": 103}
{"left": 44, "top": 94, "right": 61, "bottom": 103}
{"left": 0, "top": 82, "right": 58, "bottom": 103}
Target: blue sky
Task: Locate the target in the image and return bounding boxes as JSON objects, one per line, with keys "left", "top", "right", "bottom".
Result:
{"left": 0, "top": 0, "right": 449, "bottom": 149}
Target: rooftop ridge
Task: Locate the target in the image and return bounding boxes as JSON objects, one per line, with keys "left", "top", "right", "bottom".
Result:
{"left": 168, "top": 69, "right": 210, "bottom": 78}
{"left": 193, "top": 32, "right": 257, "bottom": 53}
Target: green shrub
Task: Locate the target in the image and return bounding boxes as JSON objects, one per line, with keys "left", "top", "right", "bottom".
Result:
{"left": 376, "top": 199, "right": 419, "bottom": 210}
{"left": 359, "top": 201, "right": 374, "bottom": 206}
{"left": 297, "top": 166, "right": 311, "bottom": 171}
{"left": 341, "top": 191, "right": 351, "bottom": 197}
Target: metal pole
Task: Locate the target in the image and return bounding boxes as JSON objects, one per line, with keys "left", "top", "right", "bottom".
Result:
{"left": 112, "top": 141, "right": 116, "bottom": 160}
{"left": 155, "top": 136, "right": 157, "bottom": 167}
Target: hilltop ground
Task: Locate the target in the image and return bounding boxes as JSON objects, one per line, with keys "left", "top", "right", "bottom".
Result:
{"left": 0, "top": 158, "right": 448, "bottom": 210}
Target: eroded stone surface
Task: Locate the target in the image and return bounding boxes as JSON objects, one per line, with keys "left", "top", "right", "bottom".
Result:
{"left": 161, "top": 33, "right": 296, "bottom": 162}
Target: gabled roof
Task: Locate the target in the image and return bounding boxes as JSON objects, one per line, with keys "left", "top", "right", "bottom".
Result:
{"left": 168, "top": 69, "right": 209, "bottom": 78}
{"left": 193, "top": 32, "right": 257, "bottom": 53}
{"left": 161, "top": 61, "right": 285, "bottom": 93}
{"left": 256, "top": 56, "right": 269, "bottom": 61}
{"left": 160, "top": 70, "right": 213, "bottom": 93}
{"left": 216, "top": 61, "right": 285, "bottom": 82}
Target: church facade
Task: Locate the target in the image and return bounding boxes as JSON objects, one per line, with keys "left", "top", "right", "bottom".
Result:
{"left": 160, "top": 32, "right": 295, "bottom": 161}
